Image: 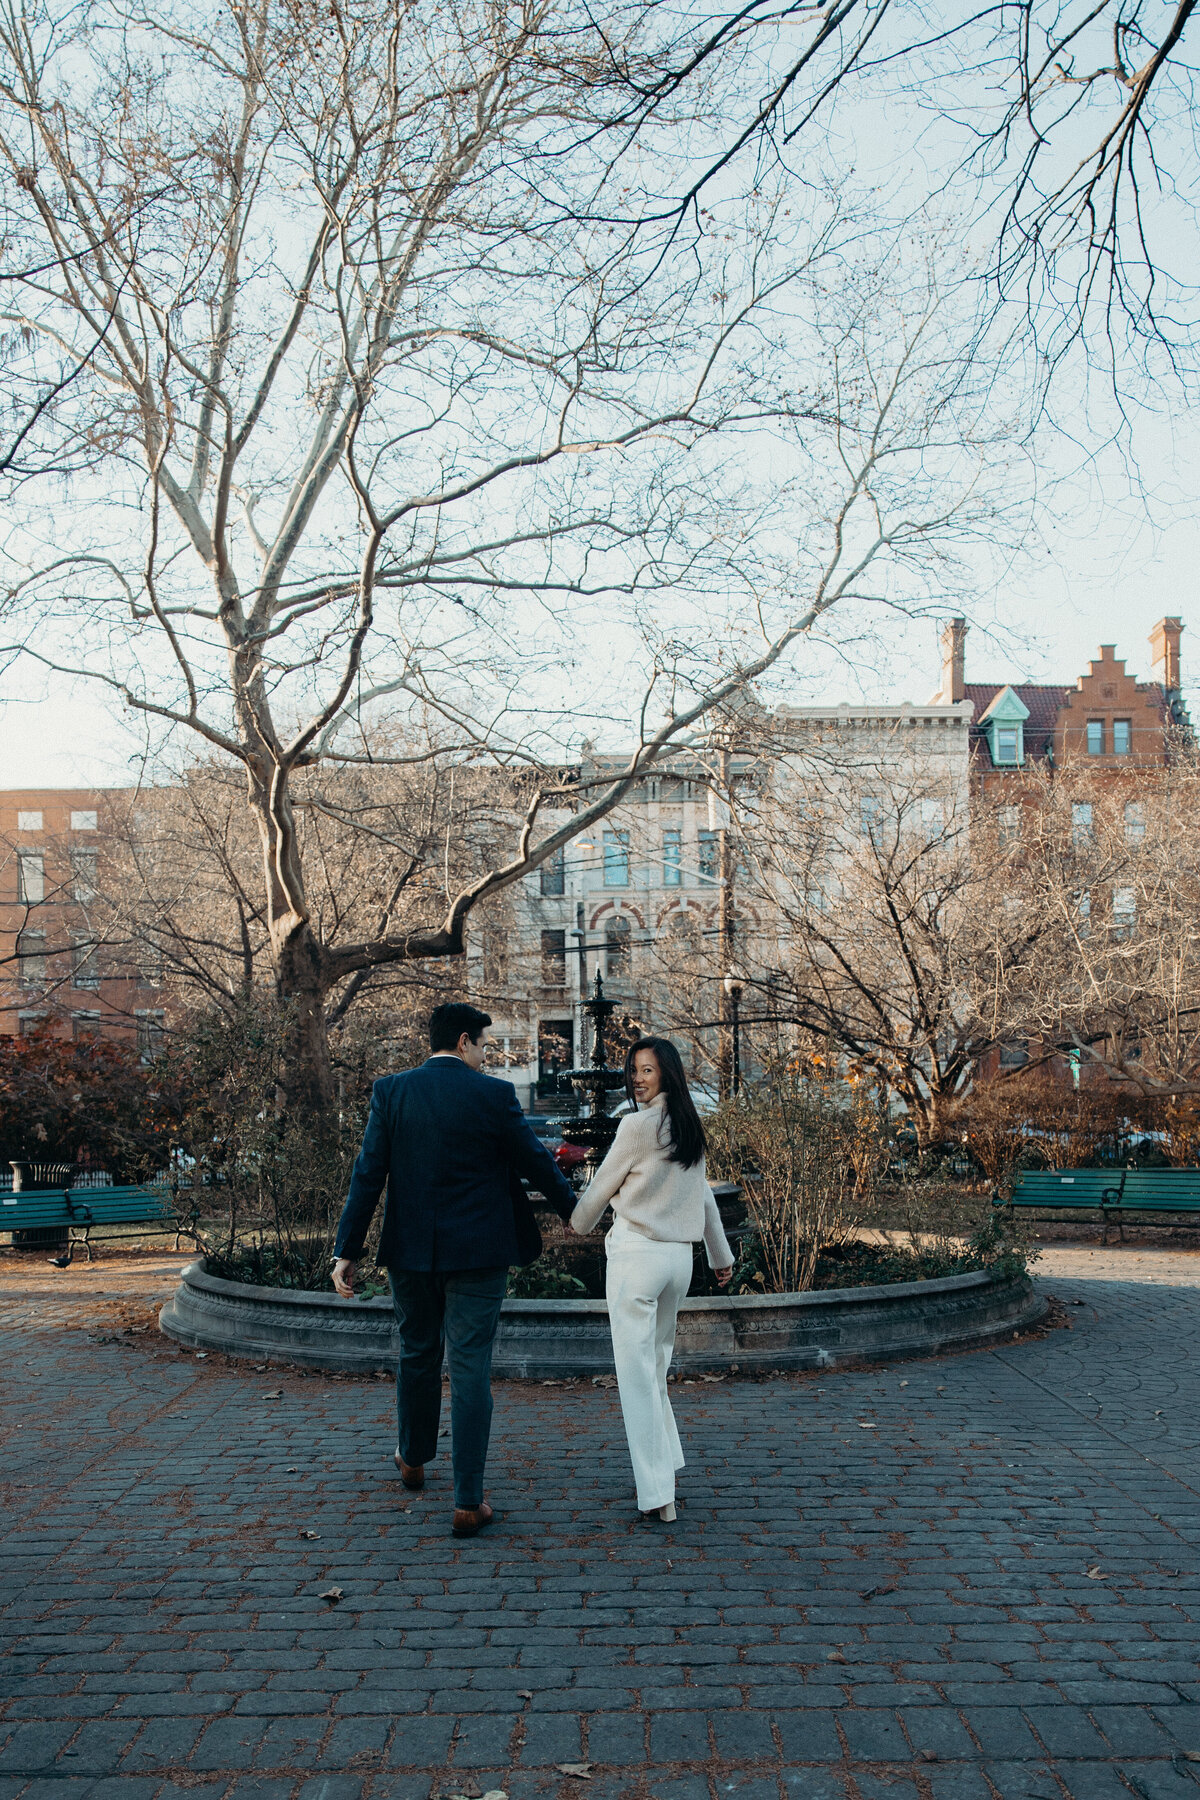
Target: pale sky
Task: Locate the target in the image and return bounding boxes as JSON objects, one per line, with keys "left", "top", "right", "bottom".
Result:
{"left": 3, "top": 10, "right": 1196, "bottom": 790}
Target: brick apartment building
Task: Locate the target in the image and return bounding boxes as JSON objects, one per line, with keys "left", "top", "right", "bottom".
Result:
{"left": 0, "top": 788, "right": 166, "bottom": 1053}
{"left": 933, "top": 616, "right": 1189, "bottom": 780}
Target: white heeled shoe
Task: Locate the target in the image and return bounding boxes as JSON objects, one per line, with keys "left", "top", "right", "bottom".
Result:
{"left": 639, "top": 1500, "right": 676, "bottom": 1522}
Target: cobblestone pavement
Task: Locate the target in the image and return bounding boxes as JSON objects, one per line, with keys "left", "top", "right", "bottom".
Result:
{"left": 3, "top": 1249, "right": 1200, "bottom": 1800}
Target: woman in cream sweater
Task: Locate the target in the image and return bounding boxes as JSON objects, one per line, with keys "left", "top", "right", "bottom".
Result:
{"left": 570, "top": 1036, "right": 733, "bottom": 1522}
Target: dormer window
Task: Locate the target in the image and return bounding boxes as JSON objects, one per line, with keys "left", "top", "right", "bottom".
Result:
{"left": 980, "top": 685, "right": 1029, "bottom": 767}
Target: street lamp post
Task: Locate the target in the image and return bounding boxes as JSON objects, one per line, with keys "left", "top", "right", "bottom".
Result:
{"left": 723, "top": 973, "right": 743, "bottom": 1095}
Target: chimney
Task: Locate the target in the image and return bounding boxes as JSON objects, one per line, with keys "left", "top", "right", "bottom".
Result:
{"left": 939, "top": 617, "right": 967, "bottom": 704}
{"left": 1149, "top": 616, "right": 1183, "bottom": 691}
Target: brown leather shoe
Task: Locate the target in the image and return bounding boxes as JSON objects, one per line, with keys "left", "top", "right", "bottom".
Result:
{"left": 394, "top": 1450, "right": 424, "bottom": 1490}
{"left": 451, "top": 1500, "right": 495, "bottom": 1538}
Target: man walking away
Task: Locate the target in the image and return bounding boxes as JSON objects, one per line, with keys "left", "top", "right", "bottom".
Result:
{"left": 332, "top": 1003, "right": 576, "bottom": 1536}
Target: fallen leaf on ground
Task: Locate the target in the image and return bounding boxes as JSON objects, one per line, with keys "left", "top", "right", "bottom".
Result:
{"left": 1086, "top": 1566, "right": 1105, "bottom": 1580}
{"left": 517, "top": 1689, "right": 533, "bottom": 1701}
{"left": 591, "top": 1376, "right": 615, "bottom": 1389}
{"left": 857, "top": 1421, "right": 877, "bottom": 1429}
{"left": 917, "top": 1749, "right": 938, "bottom": 1762}
{"left": 860, "top": 1584, "right": 898, "bottom": 1601}
{"left": 260, "top": 1389, "right": 283, "bottom": 1399}
{"left": 1181, "top": 1750, "right": 1200, "bottom": 1762}
{"left": 826, "top": 1651, "right": 847, "bottom": 1663}
{"left": 319, "top": 1586, "right": 344, "bottom": 1602}
{"left": 299, "top": 1529, "right": 320, "bottom": 1539}
{"left": 557, "top": 1765, "right": 592, "bottom": 1780}
{"left": 481, "top": 1790, "right": 508, "bottom": 1800}
{"left": 700, "top": 1374, "right": 724, "bottom": 1383}
{"left": 285, "top": 1466, "right": 297, "bottom": 1473}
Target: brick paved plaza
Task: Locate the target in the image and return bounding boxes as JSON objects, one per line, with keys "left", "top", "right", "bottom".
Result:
{"left": 2, "top": 1246, "right": 1200, "bottom": 1800}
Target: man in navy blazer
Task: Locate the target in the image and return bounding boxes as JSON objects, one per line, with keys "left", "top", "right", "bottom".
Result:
{"left": 332, "top": 1002, "right": 576, "bottom": 1536}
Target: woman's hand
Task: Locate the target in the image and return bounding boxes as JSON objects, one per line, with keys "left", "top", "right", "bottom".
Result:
{"left": 714, "top": 1265, "right": 733, "bottom": 1288}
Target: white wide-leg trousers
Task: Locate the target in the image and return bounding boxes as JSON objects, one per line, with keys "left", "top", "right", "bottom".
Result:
{"left": 605, "top": 1219, "right": 693, "bottom": 1512}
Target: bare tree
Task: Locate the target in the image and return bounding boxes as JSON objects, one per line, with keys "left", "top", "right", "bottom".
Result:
{"left": 0, "top": 0, "right": 1027, "bottom": 1109}
{"left": 632, "top": 2, "right": 1200, "bottom": 370}
{"left": 1018, "top": 754, "right": 1200, "bottom": 1098}
{"left": 722, "top": 715, "right": 1048, "bottom": 1148}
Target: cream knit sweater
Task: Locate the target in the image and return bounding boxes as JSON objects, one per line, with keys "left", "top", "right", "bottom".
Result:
{"left": 569, "top": 1097, "right": 735, "bottom": 1268}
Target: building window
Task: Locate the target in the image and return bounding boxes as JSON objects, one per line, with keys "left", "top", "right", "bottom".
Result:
{"left": 17, "top": 930, "right": 46, "bottom": 987}
{"left": 72, "top": 1011, "right": 101, "bottom": 1041}
{"left": 1071, "top": 802, "right": 1093, "bottom": 847}
{"left": 540, "top": 929, "right": 567, "bottom": 987}
{"left": 1124, "top": 801, "right": 1145, "bottom": 843}
{"left": 605, "top": 914, "right": 631, "bottom": 978}
{"left": 697, "top": 829, "right": 718, "bottom": 881}
{"left": 918, "top": 798, "right": 943, "bottom": 841}
{"left": 1112, "top": 887, "right": 1137, "bottom": 938}
{"left": 1074, "top": 890, "right": 1091, "bottom": 938}
{"left": 17, "top": 851, "right": 44, "bottom": 903}
{"left": 72, "top": 936, "right": 100, "bottom": 991}
{"left": 1086, "top": 720, "right": 1105, "bottom": 755}
{"left": 998, "top": 805, "right": 1021, "bottom": 848}
{"left": 135, "top": 1010, "right": 165, "bottom": 1061}
{"left": 662, "top": 828, "right": 682, "bottom": 886}
{"left": 1112, "top": 719, "right": 1131, "bottom": 756}
{"left": 602, "top": 829, "right": 629, "bottom": 888}
{"left": 995, "top": 727, "right": 1020, "bottom": 764}
{"left": 538, "top": 846, "right": 565, "bottom": 897}
{"left": 537, "top": 1020, "right": 573, "bottom": 1091}
{"left": 70, "top": 810, "right": 98, "bottom": 831}
{"left": 999, "top": 1042, "right": 1029, "bottom": 1069}
{"left": 860, "top": 795, "right": 881, "bottom": 837}
{"left": 17, "top": 811, "right": 42, "bottom": 832}
{"left": 71, "top": 848, "right": 98, "bottom": 902}
{"left": 18, "top": 1011, "right": 46, "bottom": 1037}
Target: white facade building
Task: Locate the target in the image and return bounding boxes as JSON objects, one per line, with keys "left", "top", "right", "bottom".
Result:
{"left": 484, "top": 700, "right": 974, "bottom": 1108}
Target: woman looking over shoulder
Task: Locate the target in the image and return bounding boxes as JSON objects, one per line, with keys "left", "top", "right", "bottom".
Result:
{"left": 570, "top": 1036, "right": 733, "bottom": 1522}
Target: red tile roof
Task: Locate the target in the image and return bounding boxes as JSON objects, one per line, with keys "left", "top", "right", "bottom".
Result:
{"left": 962, "top": 683, "right": 1070, "bottom": 762}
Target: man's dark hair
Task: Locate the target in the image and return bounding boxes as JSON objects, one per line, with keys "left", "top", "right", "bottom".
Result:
{"left": 429, "top": 1002, "right": 492, "bottom": 1053}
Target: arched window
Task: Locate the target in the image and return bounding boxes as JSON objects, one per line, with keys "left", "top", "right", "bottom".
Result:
{"left": 605, "top": 914, "right": 632, "bottom": 977}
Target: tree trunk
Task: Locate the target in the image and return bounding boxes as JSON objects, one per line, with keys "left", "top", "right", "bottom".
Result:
{"left": 271, "top": 923, "right": 335, "bottom": 1117}
{"left": 246, "top": 764, "right": 337, "bottom": 1118}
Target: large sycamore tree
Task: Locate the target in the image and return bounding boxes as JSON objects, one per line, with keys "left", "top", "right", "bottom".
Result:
{"left": 0, "top": 0, "right": 1022, "bottom": 1108}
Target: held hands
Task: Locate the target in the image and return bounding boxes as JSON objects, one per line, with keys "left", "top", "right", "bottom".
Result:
{"left": 713, "top": 1266, "right": 733, "bottom": 1289}
{"left": 332, "top": 1257, "right": 358, "bottom": 1299}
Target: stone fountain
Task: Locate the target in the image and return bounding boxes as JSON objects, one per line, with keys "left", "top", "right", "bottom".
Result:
{"left": 558, "top": 967, "right": 628, "bottom": 1169}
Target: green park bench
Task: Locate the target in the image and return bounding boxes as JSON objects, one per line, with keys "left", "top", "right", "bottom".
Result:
{"left": 0, "top": 1183, "right": 201, "bottom": 1263}
{"left": 995, "top": 1167, "right": 1200, "bottom": 1242}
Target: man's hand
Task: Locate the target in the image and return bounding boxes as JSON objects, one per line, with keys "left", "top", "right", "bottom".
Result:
{"left": 332, "top": 1257, "right": 358, "bottom": 1299}
{"left": 713, "top": 1265, "right": 733, "bottom": 1289}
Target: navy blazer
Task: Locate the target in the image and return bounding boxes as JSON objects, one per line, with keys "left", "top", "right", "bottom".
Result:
{"left": 334, "top": 1057, "right": 577, "bottom": 1272}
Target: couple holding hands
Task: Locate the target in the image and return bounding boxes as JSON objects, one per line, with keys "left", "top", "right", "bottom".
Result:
{"left": 332, "top": 1003, "right": 733, "bottom": 1536}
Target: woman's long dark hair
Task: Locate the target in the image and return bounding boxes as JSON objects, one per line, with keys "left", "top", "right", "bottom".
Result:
{"left": 624, "top": 1036, "right": 707, "bottom": 1169}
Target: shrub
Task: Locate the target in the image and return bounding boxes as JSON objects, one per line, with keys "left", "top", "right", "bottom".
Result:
{"left": 705, "top": 1058, "right": 882, "bottom": 1292}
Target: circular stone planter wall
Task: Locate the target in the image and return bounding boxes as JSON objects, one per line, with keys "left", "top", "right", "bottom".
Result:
{"left": 160, "top": 1260, "right": 1046, "bottom": 1377}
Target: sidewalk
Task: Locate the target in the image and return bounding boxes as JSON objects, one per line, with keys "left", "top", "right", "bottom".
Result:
{"left": 2, "top": 1246, "right": 1199, "bottom": 1799}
